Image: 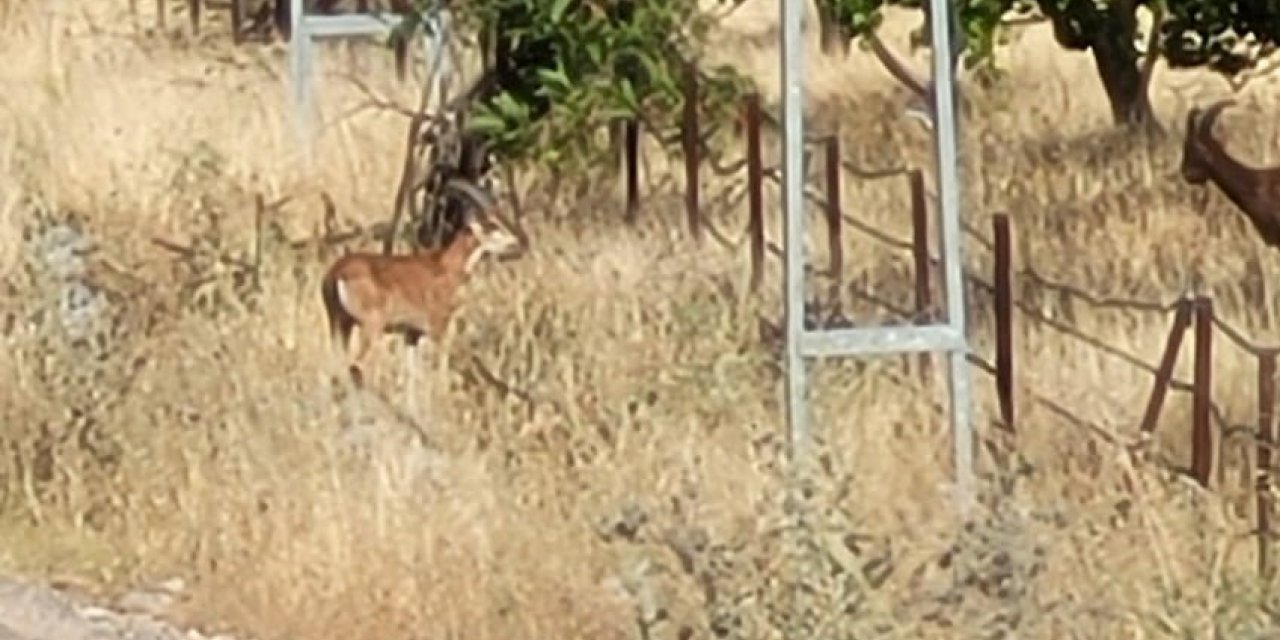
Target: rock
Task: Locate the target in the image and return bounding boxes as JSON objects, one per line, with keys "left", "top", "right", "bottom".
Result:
{"left": 0, "top": 621, "right": 30, "bottom": 640}
{"left": 0, "top": 575, "right": 227, "bottom": 640}
{"left": 114, "top": 577, "right": 187, "bottom": 618}
{"left": 0, "top": 576, "right": 114, "bottom": 640}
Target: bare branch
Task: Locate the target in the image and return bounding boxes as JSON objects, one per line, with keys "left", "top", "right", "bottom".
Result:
{"left": 1002, "top": 14, "right": 1048, "bottom": 28}
{"left": 1137, "top": 3, "right": 1164, "bottom": 106}
{"left": 866, "top": 31, "right": 930, "bottom": 99}
{"left": 150, "top": 237, "right": 255, "bottom": 271}
{"left": 706, "top": 0, "right": 752, "bottom": 22}
{"left": 337, "top": 71, "right": 422, "bottom": 119}
{"left": 320, "top": 191, "right": 339, "bottom": 238}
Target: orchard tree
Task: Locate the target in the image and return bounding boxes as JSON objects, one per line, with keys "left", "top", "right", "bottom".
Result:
{"left": 394, "top": 0, "right": 751, "bottom": 171}
{"left": 818, "top": 0, "right": 1280, "bottom": 129}
{"left": 380, "top": 0, "right": 751, "bottom": 246}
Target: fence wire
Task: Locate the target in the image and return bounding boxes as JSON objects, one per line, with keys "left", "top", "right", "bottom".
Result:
{"left": 636, "top": 89, "right": 1280, "bottom": 472}
{"left": 685, "top": 137, "right": 1280, "bottom": 464}
{"left": 631, "top": 82, "right": 1279, "bottom": 576}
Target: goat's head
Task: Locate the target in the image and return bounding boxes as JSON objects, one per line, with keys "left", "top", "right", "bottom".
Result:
{"left": 1181, "top": 98, "right": 1237, "bottom": 185}
{"left": 443, "top": 178, "right": 530, "bottom": 270}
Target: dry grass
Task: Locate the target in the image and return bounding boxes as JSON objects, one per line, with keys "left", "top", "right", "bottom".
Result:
{"left": 4, "top": 0, "right": 1280, "bottom": 638}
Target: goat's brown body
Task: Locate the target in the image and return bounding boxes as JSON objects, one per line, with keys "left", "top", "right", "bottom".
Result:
{"left": 1198, "top": 161, "right": 1280, "bottom": 247}
{"left": 318, "top": 177, "right": 526, "bottom": 389}
{"left": 1182, "top": 100, "right": 1280, "bottom": 247}
{"left": 321, "top": 231, "right": 482, "bottom": 384}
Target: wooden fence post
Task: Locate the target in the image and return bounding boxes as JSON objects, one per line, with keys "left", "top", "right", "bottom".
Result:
{"left": 1259, "top": 350, "right": 1277, "bottom": 580}
{"left": 824, "top": 135, "right": 842, "bottom": 285}
{"left": 909, "top": 169, "right": 931, "bottom": 380}
{"left": 993, "top": 213, "right": 1014, "bottom": 432}
{"left": 745, "top": 93, "right": 764, "bottom": 291}
{"left": 187, "top": 0, "right": 201, "bottom": 36}
{"left": 229, "top": 0, "right": 244, "bottom": 43}
{"left": 1192, "top": 296, "right": 1215, "bottom": 488}
{"left": 1138, "top": 299, "right": 1193, "bottom": 436}
{"left": 682, "top": 62, "right": 701, "bottom": 242}
{"left": 624, "top": 118, "right": 640, "bottom": 223}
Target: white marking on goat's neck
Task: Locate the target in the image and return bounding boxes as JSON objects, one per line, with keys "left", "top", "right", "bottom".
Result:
{"left": 463, "top": 246, "right": 486, "bottom": 275}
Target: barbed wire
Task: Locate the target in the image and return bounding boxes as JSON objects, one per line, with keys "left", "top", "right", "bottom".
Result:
{"left": 862, "top": 336, "right": 1192, "bottom": 479}
{"left": 1211, "top": 315, "right": 1280, "bottom": 356}
{"left": 678, "top": 129, "right": 1252, "bottom": 332}
{"left": 680, "top": 152, "right": 1280, "bottom": 458}
{"left": 630, "top": 111, "right": 1277, "bottom": 459}
{"left": 748, "top": 155, "right": 1276, "bottom": 358}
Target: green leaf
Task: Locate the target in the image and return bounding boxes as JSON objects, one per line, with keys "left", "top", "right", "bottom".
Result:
{"left": 549, "top": 0, "right": 572, "bottom": 24}
{"left": 535, "top": 64, "right": 573, "bottom": 94}
{"left": 466, "top": 112, "right": 508, "bottom": 137}
{"left": 618, "top": 79, "right": 638, "bottom": 113}
{"left": 393, "top": 0, "right": 754, "bottom": 167}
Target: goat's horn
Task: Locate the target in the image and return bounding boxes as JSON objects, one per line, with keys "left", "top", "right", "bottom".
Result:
{"left": 443, "top": 177, "right": 531, "bottom": 252}
{"left": 443, "top": 177, "right": 497, "bottom": 212}
{"left": 1196, "top": 98, "right": 1236, "bottom": 139}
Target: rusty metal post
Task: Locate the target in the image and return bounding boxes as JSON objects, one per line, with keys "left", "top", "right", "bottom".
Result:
{"left": 682, "top": 62, "right": 701, "bottom": 242}
{"left": 745, "top": 93, "right": 764, "bottom": 291}
{"left": 993, "top": 213, "right": 1014, "bottom": 432}
{"left": 188, "top": 0, "right": 201, "bottom": 35}
{"left": 1259, "top": 351, "right": 1277, "bottom": 580}
{"left": 824, "top": 135, "right": 842, "bottom": 284}
{"left": 394, "top": 37, "right": 409, "bottom": 81}
{"left": 909, "top": 169, "right": 932, "bottom": 380}
{"left": 229, "top": 0, "right": 243, "bottom": 43}
{"left": 1192, "top": 296, "right": 1215, "bottom": 488}
{"left": 1139, "top": 300, "right": 1193, "bottom": 435}
{"left": 624, "top": 118, "right": 640, "bottom": 223}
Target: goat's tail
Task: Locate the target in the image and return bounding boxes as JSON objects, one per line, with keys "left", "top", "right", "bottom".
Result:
{"left": 320, "top": 272, "right": 348, "bottom": 346}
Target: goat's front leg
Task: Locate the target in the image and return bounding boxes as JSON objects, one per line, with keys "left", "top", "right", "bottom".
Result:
{"left": 427, "top": 312, "right": 454, "bottom": 382}
{"left": 403, "top": 329, "right": 426, "bottom": 417}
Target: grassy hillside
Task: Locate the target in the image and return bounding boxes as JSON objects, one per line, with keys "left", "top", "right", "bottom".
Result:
{"left": 3, "top": 1, "right": 1280, "bottom": 637}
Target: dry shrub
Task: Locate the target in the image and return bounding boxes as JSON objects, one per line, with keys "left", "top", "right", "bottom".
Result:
{"left": 3, "top": 2, "right": 1280, "bottom": 639}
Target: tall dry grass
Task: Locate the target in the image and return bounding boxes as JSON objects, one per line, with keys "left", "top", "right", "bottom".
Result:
{"left": 3, "top": 1, "right": 1280, "bottom": 638}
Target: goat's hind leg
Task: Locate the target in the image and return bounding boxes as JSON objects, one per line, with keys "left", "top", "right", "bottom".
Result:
{"left": 336, "top": 320, "right": 364, "bottom": 388}
{"left": 349, "top": 320, "right": 384, "bottom": 389}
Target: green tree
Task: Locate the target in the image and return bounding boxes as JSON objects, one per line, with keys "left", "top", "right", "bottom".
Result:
{"left": 394, "top": 0, "right": 751, "bottom": 172}
{"left": 818, "top": 0, "right": 1280, "bottom": 129}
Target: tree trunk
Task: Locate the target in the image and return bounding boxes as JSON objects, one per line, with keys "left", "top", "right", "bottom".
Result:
{"left": 1041, "top": 0, "right": 1159, "bottom": 131}
{"left": 814, "top": 0, "right": 849, "bottom": 55}
{"left": 1090, "top": 23, "right": 1156, "bottom": 128}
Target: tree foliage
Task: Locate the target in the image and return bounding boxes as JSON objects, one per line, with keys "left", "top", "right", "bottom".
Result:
{"left": 826, "top": 0, "right": 1020, "bottom": 73}
{"left": 394, "top": 0, "right": 752, "bottom": 172}
{"left": 820, "top": 0, "right": 1280, "bottom": 127}
{"left": 1162, "top": 0, "right": 1280, "bottom": 74}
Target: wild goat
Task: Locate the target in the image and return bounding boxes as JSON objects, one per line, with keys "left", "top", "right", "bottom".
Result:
{"left": 1181, "top": 99, "right": 1280, "bottom": 248}
{"left": 320, "top": 179, "right": 528, "bottom": 393}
